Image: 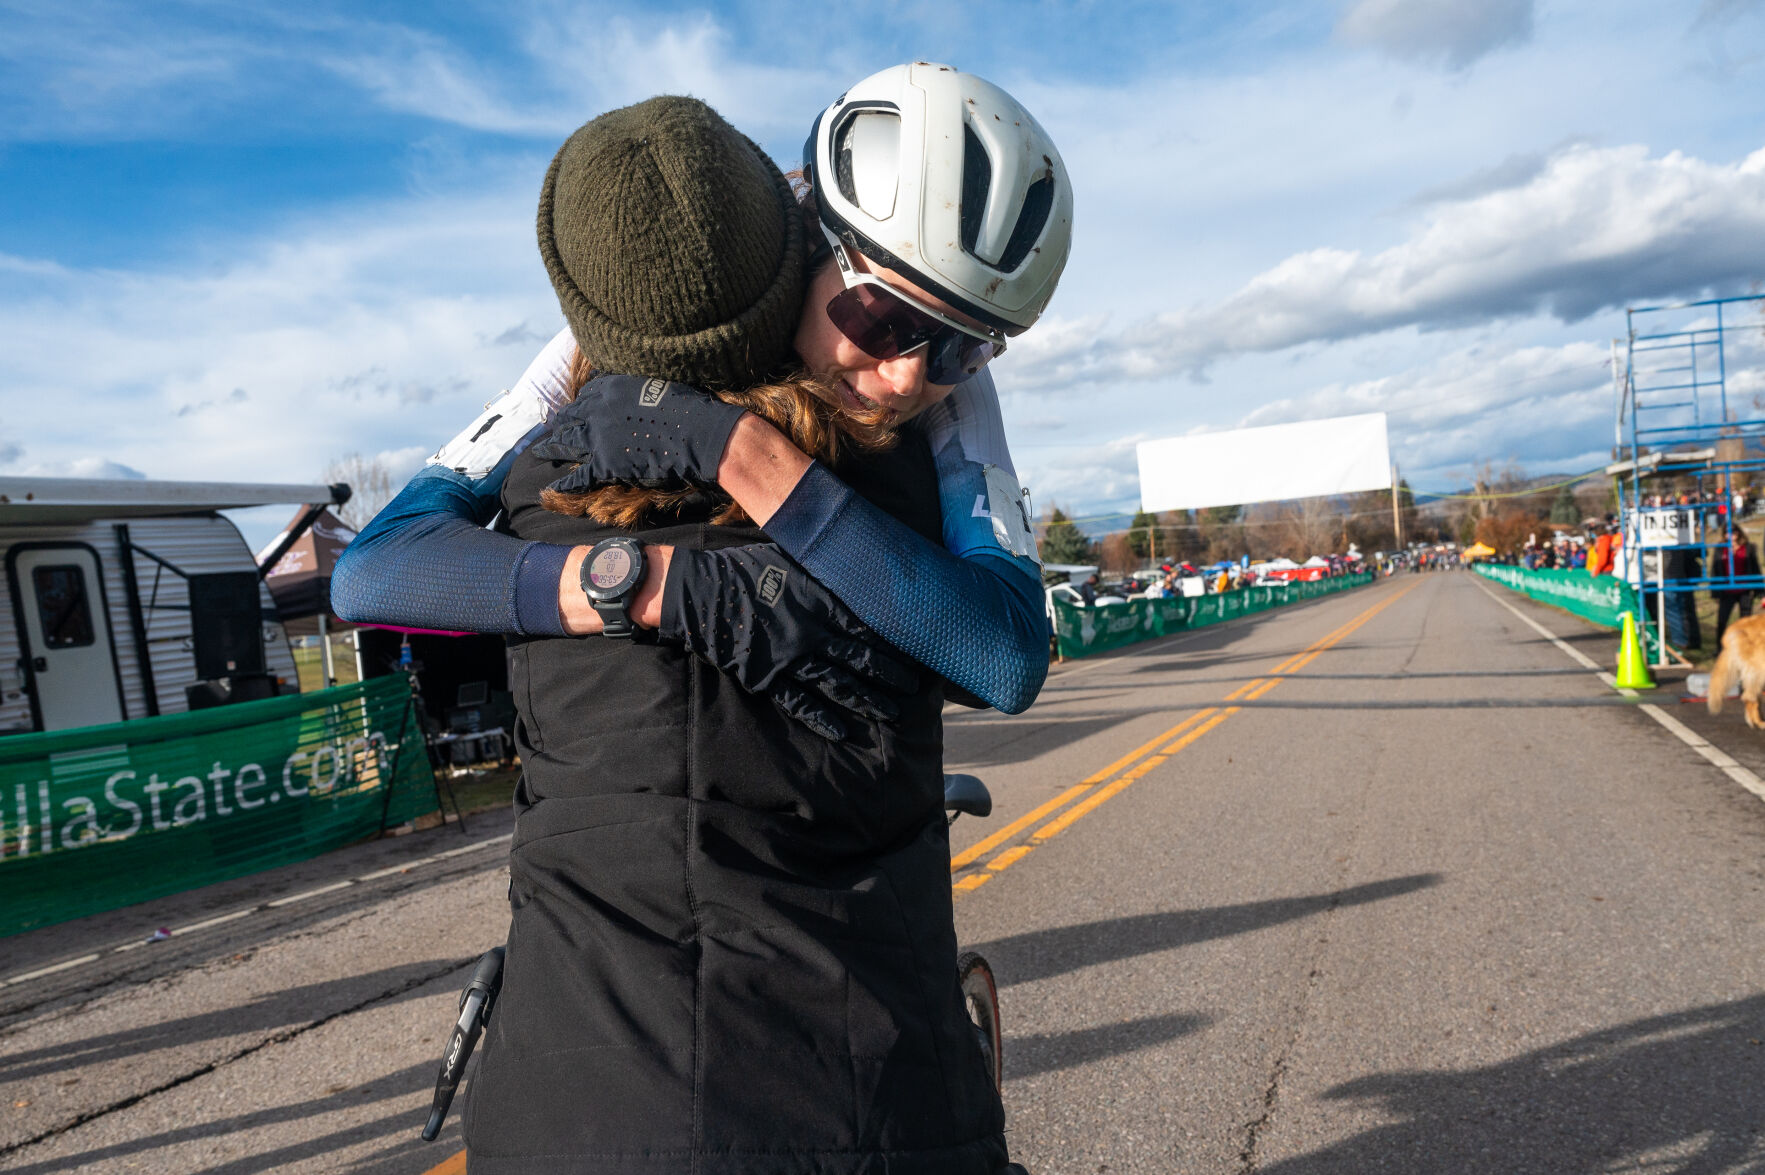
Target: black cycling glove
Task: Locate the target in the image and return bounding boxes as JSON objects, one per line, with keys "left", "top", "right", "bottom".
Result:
{"left": 532, "top": 372, "right": 746, "bottom": 492}
{"left": 661, "top": 543, "right": 919, "bottom": 740}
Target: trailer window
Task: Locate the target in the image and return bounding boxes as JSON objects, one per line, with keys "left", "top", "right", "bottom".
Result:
{"left": 32, "top": 565, "right": 96, "bottom": 649}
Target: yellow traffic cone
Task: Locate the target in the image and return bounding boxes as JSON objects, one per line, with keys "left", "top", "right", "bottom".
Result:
{"left": 1614, "top": 611, "right": 1655, "bottom": 691}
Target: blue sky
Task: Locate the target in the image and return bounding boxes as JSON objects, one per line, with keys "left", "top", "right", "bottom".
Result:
{"left": 4, "top": 0, "right": 1765, "bottom": 546}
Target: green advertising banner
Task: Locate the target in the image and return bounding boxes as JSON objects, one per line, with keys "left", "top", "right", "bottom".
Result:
{"left": 1473, "top": 563, "right": 1662, "bottom": 658}
{"left": 1051, "top": 572, "right": 1375, "bottom": 659}
{"left": 0, "top": 676, "right": 436, "bottom": 938}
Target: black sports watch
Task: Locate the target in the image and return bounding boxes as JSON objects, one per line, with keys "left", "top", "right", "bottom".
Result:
{"left": 580, "top": 538, "right": 646, "bottom": 639}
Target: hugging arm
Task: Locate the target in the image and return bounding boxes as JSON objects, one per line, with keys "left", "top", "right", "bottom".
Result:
{"left": 331, "top": 330, "right": 578, "bottom": 636}
{"left": 710, "top": 369, "right": 1050, "bottom": 713}
{"left": 763, "top": 463, "right": 1048, "bottom": 715}
{"left": 330, "top": 459, "right": 572, "bottom": 637}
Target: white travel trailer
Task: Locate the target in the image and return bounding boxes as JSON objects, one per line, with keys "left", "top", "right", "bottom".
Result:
{"left": 0, "top": 477, "right": 346, "bottom": 736}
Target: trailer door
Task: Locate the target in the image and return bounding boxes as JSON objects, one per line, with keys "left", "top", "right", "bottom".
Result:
{"left": 8, "top": 544, "right": 125, "bottom": 731}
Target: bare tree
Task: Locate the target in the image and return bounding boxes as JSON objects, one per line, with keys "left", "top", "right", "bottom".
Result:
{"left": 321, "top": 452, "right": 395, "bottom": 531}
{"left": 1098, "top": 532, "right": 1136, "bottom": 574}
{"left": 1197, "top": 504, "right": 1247, "bottom": 563}
{"left": 1274, "top": 495, "right": 1340, "bottom": 560}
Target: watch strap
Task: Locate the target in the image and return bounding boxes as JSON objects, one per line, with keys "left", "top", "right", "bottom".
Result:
{"left": 593, "top": 596, "right": 636, "bottom": 638}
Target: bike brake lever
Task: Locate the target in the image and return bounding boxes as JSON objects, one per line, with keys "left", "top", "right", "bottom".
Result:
{"left": 422, "top": 947, "right": 505, "bottom": 1141}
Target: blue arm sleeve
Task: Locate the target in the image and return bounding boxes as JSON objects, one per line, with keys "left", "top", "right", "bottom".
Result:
{"left": 764, "top": 462, "right": 1049, "bottom": 714}
{"left": 330, "top": 462, "right": 572, "bottom": 637}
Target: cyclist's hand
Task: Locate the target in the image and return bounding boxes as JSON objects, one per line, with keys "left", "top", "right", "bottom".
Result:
{"left": 532, "top": 373, "right": 747, "bottom": 491}
{"left": 660, "top": 543, "right": 919, "bottom": 740}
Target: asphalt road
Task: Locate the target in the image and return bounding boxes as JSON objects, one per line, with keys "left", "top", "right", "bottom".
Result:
{"left": 5, "top": 569, "right": 1765, "bottom": 1173}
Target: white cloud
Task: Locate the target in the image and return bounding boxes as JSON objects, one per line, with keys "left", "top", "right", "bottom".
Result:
{"left": 377, "top": 444, "right": 431, "bottom": 484}
{"left": 1237, "top": 339, "right": 1615, "bottom": 480}
{"left": 1013, "top": 436, "right": 1149, "bottom": 523}
{"left": 14, "top": 457, "right": 148, "bottom": 480}
{"left": 1010, "top": 141, "right": 1765, "bottom": 390}
{"left": 0, "top": 182, "right": 559, "bottom": 490}
{"left": 319, "top": 28, "right": 569, "bottom": 138}
{"left": 1338, "top": 0, "right": 1535, "bottom": 70}
{"left": 317, "top": 12, "right": 837, "bottom": 144}
{"left": 0, "top": 5, "right": 243, "bottom": 137}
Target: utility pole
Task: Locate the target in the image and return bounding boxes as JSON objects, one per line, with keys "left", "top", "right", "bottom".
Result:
{"left": 1391, "top": 463, "right": 1403, "bottom": 550}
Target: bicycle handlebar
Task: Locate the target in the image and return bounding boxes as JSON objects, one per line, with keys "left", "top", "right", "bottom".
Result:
{"left": 422, "top": 947, "right": 505, "bottom": 1141}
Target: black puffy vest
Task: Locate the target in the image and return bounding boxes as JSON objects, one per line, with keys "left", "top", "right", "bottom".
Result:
{"left": 462, "top": 428, "right": 1008, "bottom": 1175}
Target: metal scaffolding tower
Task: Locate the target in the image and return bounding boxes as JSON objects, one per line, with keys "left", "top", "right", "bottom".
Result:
{"left": 1616, "top": 293, "right": 1765, "bottom": 662}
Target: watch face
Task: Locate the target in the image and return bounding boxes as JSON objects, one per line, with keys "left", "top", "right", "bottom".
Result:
{"left": 587, "top": 545, "right": 636, "bottom": 595}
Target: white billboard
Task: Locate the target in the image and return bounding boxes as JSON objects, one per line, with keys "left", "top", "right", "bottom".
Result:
{"left": 1137, "top": 412, "right": 1392, "bottom": 513}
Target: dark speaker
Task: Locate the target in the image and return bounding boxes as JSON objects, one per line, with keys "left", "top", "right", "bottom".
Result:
{"left": 185, "top": 679, "right": 230, "bottom": 710}
{"left": 188, "top": 572, "right": 265, "bottom": 679}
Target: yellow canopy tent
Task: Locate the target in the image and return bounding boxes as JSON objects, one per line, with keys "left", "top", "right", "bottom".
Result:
{"left": 1461, "top": 541, "right": 1497, "bottom": 562}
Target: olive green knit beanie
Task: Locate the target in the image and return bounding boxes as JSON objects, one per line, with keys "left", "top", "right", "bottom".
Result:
{"left": 537, "top": 95, "right": 806, "bottom": 392}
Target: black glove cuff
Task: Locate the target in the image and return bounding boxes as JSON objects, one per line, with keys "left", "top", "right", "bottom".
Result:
{"left": 655, "top": 544, "right": 696, "bottom": 648}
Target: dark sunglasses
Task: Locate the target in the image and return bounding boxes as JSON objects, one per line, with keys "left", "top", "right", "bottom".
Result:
{"left": 820, "top": 227, "right": 1007, "bottom": 385}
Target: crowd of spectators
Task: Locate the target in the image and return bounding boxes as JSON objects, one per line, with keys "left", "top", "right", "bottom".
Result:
{"left": 1396, "top": 547, "right": 1461, "bottom": 572}
{"left": 1520, "top": 533, "right": 1590, "bottom": 571}
{"left": 1493, "top": 490, "right": 1764, "bottom": 651}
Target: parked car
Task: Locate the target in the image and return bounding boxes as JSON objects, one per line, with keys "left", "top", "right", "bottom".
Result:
{"left": 1044, "top": 582, "right": 1128, "bottom": 629}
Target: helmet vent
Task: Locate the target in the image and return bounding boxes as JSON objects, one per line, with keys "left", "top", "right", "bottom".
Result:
{"left": 998, "top": 175, "right": 1055, "bottom": 273}
{"left": 835, "top": 110, "right": 900, "bottom": 220}
{"left": 959, "top": 124, "right": 992, "bottom": 259}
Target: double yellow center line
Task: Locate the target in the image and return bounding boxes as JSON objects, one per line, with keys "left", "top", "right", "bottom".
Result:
{"left": 950, "top": 582, "right": 1417, "bottom": 893}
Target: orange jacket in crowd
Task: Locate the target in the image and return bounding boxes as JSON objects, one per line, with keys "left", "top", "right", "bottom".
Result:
{"left": 1589, "top": 531, "right": 1616, "bottom": 577}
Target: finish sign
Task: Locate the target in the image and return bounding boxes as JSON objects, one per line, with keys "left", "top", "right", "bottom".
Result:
{"left": 1631, "top": 507, "right": 1700, "bottom": 548}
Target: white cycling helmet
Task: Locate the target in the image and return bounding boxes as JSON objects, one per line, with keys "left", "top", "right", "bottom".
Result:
{"left": 802, "top": 62, "right": 1073, "bottom": 337}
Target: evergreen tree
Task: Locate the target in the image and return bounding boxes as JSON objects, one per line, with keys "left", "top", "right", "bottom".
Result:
{"left": 1549, "top": 483, "right": 1579, "bottom": 526}
{"left": 1126, "top": 509, "right": 1157, "bottom": 560}
{"left": 1039, "top": 507, "right": 1093, "bottom": 566}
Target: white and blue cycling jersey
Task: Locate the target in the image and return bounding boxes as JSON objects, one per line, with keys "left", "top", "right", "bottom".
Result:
{"left": 331, "top": 328, "right": 1049, "bottom": 712}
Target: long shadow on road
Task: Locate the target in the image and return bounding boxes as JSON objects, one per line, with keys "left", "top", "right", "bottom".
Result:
{"left": 1263, "top": 994, "right": 1765, "bottom": 1174}
{"left": 0, "top": 961, "right": 457, "bottom": 1085}
{"left": 969, "top": 875, "right": 1442, "bottom": 988}
{"left": 944, "top": 708, "right": 1158, "bottom": 771}
{"left": 1007, "top": 1011, "right": 1213, "bottom": 1081}
{"left": 2, "top": 1059, "right": 452, "bottom": 1175}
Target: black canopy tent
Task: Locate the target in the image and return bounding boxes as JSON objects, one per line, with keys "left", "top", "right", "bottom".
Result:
{"left": 256, "top": 507, "right": 361, "bottom": 686}
{"left": 258, "top": 507, "right": 356, "bottom": 620}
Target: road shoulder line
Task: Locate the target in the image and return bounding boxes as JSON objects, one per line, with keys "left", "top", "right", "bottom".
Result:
{"left": 0, "top": 833, "right": 513, "bottom": 989}
{"left": 1473, "top": 579, "right": 1765, "bottom": 805}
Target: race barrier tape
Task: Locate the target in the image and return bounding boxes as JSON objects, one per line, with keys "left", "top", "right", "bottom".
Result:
{"left": 1473, "top": 563, "right": 1662, "bottom": 658}
{"left": 0, "top": 676, "right": 436, "bottom": 938}
{"left": 1051, "top": 572, "right": 1376, "bottom": 659}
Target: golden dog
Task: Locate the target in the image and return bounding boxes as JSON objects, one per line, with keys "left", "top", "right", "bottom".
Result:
{"left": 1708, "top": 613, "right": 1765, "bottom": 729}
